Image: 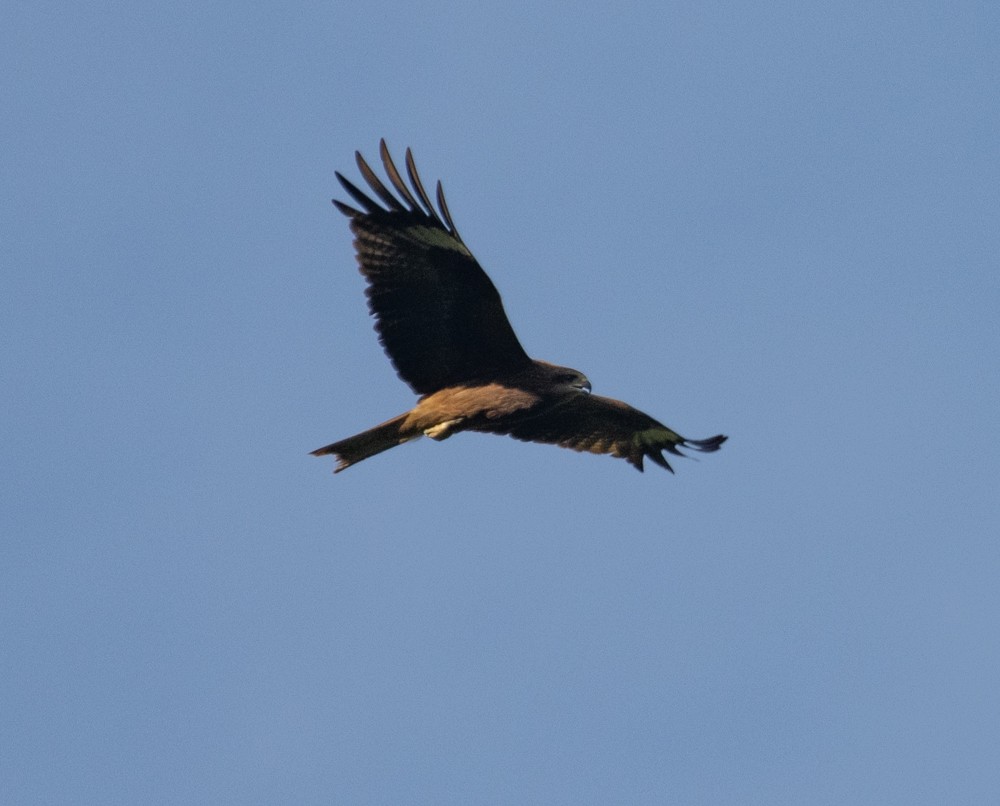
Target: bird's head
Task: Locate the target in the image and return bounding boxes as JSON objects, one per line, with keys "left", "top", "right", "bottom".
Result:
{"left": 533, "top": 360, "right": 591, "bottom": 396}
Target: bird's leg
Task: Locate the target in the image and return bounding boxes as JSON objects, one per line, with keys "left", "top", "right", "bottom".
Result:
{"left": 423, "top": 418, "right": 463, "bottom": 440}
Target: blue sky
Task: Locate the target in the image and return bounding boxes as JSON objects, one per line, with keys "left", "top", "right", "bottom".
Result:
{"left": 3, "top": 1, "right": 998, "bottom": 803}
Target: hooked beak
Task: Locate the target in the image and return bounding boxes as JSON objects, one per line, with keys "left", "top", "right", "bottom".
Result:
{"left": 574, "top": 378, "right": 592, "bottom": 394}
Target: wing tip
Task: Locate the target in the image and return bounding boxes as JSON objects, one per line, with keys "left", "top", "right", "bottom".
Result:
{"left": 645, "top": 450, "right": 675, "bottom": 473}
{"left": 638, "top": 433, "right": 727, "bottom": 474}
{"left": 332, "top": 140, "right": 461, "bottom": 238}
{"left": 684, "top": 434, "right": 728, "bottom": 453}
{"left": 332, "top": 198, "right": 361, "bottom": 217}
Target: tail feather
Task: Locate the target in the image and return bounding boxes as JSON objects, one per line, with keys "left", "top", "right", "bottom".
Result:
{"left": 311, "top": 413, "right": 413, "bottom": 473}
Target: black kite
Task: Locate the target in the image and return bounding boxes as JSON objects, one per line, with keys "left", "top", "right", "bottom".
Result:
{"left": 312, "top": 141, "right": 727, "bottom": 474}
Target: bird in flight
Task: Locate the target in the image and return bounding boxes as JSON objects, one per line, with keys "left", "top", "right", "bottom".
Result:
{"left": 312, "top": 140, "right": 726, "bottom": 474}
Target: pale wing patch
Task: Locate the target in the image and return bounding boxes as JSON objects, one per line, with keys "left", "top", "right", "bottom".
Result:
{"left": 404, "top": 225, "right": 473, "bottom": 257}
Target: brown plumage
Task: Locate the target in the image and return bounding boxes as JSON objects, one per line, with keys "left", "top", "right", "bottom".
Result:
{"left": 312, "top": 140, "right": 727, "bottom": 473}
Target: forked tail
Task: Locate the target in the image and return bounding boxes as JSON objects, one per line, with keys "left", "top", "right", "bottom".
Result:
{"left": 311, "top": 413, "right": 413, "bottom": 473}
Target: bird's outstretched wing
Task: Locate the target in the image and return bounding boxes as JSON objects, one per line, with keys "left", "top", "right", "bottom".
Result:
{"left": 334, "top": 140, "right": 532, "bottom": 395}
{"left": 494, "top": 393, "right": 727, "bottom": 472}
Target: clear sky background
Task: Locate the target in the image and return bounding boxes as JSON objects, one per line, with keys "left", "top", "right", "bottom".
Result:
{"left": 3, "top": 2, "right": 998, "bottom": 804}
